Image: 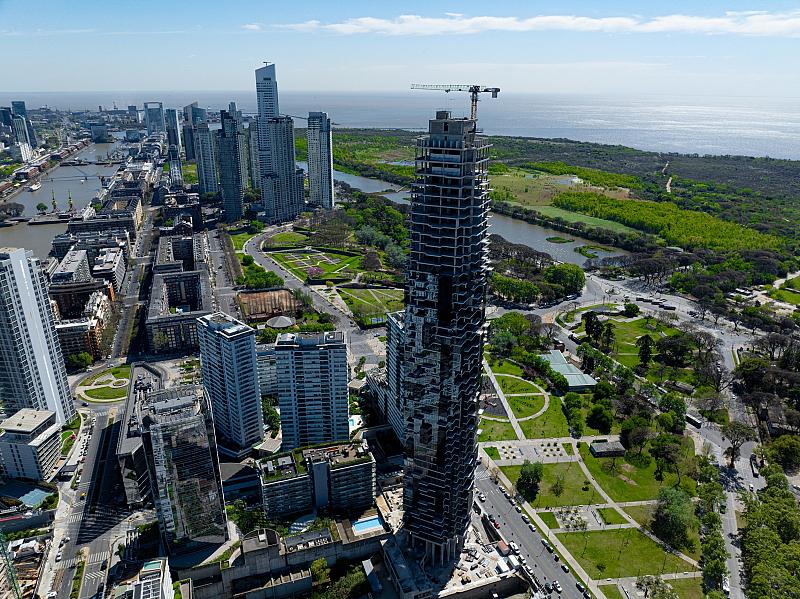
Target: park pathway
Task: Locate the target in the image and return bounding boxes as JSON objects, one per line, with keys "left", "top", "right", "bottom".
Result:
{"left": 482, "top": 358, "right": 524, "bottom": 440}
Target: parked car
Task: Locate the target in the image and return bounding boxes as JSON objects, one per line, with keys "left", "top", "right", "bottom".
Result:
{"left": 561, "top": 564, "right": 570, "bottom": 573}
{"left": 553, "top": 580, "right": 562, "bottom": 593}
{"left": 509, "top": 542, "right": 519, "bottom": 554}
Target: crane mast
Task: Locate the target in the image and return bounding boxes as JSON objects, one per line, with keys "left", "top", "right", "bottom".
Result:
{"left": 410, "top": 83, "right": 500, "bottom": 120}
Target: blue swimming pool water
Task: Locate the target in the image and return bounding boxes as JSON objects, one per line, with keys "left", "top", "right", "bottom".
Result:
{"left": 352, "top": 515, "right": 382, "bottom": 534}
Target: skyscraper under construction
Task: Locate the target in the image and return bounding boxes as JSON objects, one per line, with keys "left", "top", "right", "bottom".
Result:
{"left": 402, "top": 110, "right": 491, "bottom": 565}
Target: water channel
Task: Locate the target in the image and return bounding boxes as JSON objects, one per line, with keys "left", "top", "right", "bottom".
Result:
{"left": 0, "top": 141, "right": 121, "bottom": 259}
{"left": 309, "top": 162, "right": 627, "bottom": 266}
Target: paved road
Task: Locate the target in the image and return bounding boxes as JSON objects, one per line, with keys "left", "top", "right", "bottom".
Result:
{"left": 206, "top": 228, "right": 240, "bottom": 317}
{"left": 475, "top": 465, "right": 587, "bottom": 598}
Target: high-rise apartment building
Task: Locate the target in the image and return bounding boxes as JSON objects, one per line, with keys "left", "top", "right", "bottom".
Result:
{"left": 255, "top": 63, "right": 304, "bottom": 222}
{"left": 164, "top": 108, "right": 181, "bottom": 152}
{"left": 263, "top": 116, "right": 304, "bottom": 222}
{"left": 10, "top": 101, "right": 26, "bottom": 117}
{"left": 227, "top": 102, "right": 249, "bottom": 190}
{"left": 0, "top": 248, "right": 75, "bottom": 424}
{"left": 402, "top": 110, "right": 491, "bottom": 565}
{"left": 217, "top": 109, "right": 246, "bottom": 222}
{"left": 194, "top": 122, "right": 218, "bottom": 195}
{"left": 275, "top": 331, "right": 349, "bottom": 450}
{"left": 247, "top": 118, "right": 261, "bottom": 191}
{"left": 197, "top": 313, "right": 264, "bottom": 454}
{"left": 144, "top": 102, "right": 165, "bottom": 135}
{"left": 11, "top": 115, "right": 29, "bottom": 146}
{"left": 140, "top": 386, "right": 228, "bottom": 552}
{"left": 306, "top": 111, "right": 334, "bottom": 209}
{"left": 0, "top": 107, "right": 13, "bottom": 127}
{"left": 182, "top": 102, "right": 207, "bottom": 126}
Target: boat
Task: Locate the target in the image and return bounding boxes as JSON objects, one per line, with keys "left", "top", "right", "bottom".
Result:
{"left": 28, "top": 182, "right": 42, "bottom": 192}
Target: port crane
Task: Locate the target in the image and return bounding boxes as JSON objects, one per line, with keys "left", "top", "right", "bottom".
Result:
{"left": 410, "top": 84, "right": 500, "bottom": 120}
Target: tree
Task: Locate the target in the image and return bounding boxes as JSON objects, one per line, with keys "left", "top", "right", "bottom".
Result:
{"left": 600, "top": 321, "right": 616, "bottom": 351}
{"left": 650, "top": 433, "right": 681, "bottom": 480}
{"left": 582, "top": 311, "right": 602, "bottom": 342}
{"left": 655, "top": 334, "right": 693, "bottom": 366}
{"left": 551, "top": 475, "right": 565, "bottom": 497}
{"left": 721, "top": 421, "right": 757, "bottom": 468}
{"left": 635, "top": 575, "right": 679, "bottom": 599}
{"left": 310, "top": 557, "right": 330, "bottom": 584}
{"left": 587, "top": 404, "right": 613, "bottom": 434}
{"left": 620, "top": 415, "right": 653, "bottom": 454}
{"left": 36, "top": 202, "right": 48, "bottom": 214}
{"left": 516, "top": 460, "right": 544, "bottom": 500}
{"left": 383, "top": 243, "right": 406, "bottom": 269}
{"left": 66, "top": 352, "right": 93, "bottom": 370}
{"left": 636, "top": 334, "right": 655, "bottom": 367}
{"left": 768, "top": 435, "right": 800, "bottom": 471}
{"left": 652, "top": 487, "right": 697, "bottom": 551}
{"left": 543, "top": 263, "right": 585, "bottom": 295}
{"left": 623, "top": 302, "right": 640, "bottom": 317}
{"left": 241, "top": 254, "right": 255, "bottom": 266}
{"left": 491, "top": 330, "right": 517, "bottom": 357}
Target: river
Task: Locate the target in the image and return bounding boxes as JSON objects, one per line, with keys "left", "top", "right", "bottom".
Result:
{"left": 302, "top": 161, "right": 626, "bottom": 266}
{"left": 0, "top": 141, "right": 121, "bottom": 259}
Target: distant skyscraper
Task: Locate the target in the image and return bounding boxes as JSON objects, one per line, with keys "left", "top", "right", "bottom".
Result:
{"left": 164, "top": 108, "right": 181, "bottom": 152}
{"left": 194, "top": 123, "right": 218, "bottom": 195}
{"left": 227, "top": 102, "right": 249, "bottom": 191}
{"left": 0, "top": 107, "right": 12, "bottom": 127}
{"left": 182, "top": 124, "right": 196, "bottom": 161}
{"left": 10, "top": 101, "right": 26, "bottom": 117}
{"left": 255, "top": 63, "right": 305, "bottom": 221}
{"left": 217, "top": 109, "right": 246, "bottom": 222}
{"left": 0, "top": 248, "right": 76, "bottom": 425}
{"left": 247, "top": 118, "right": 261, "bottom": 191}
{"left": 275, "top": 331, "right": 349, "bottom": 450}
{"left": 307, "top": 111, "right": 334, "bottom": 209}
{"left": 197, "top": 313, "right": 264, "bottom": 455}
{"left": 140, "top": 386, "right": 228, "bottom": 552}
{"left": 144, "top": 102, "right": 165, "bottom": 135}
{"left": 402, "top": 110, "right": 491, "bottom": 565}
{"left": 182, "top": 102, "right": 207, "bottom": 125}
{"left": 263, "top": 116, "right": 304, "bottom": 222}
{"left": 11, "top": 115, "right": 30, "bottom": 147}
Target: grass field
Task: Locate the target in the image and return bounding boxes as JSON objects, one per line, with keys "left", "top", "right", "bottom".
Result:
{"left": 181, "top": 162, "right": 198, "bottom": 184}
{"left": 83, "top": 365, "right": 130, "bottom": 385}
{"left": 269, "top": 249, "right": 363, "bottom": 281}
{"left": 501, "top": 462, "right": 597, "bottom": 508}
{"left": 84, "top": 386, "right": 127, "bottom": 400}
{"left": 667, "top": 576, "right": 704, "bottom": 599}
{"left": 769, "top": 287, "right": 800, "bottom": 306}
{"left": 597, "top": 507, "right": 628, "bottom": 525}
{"left": 539, "top": 512, "right": 559, "bottom": 529}
{"left": 486, "top": 357, "right": 524, "bottom": 377}
{"left": 337, "top": 287, "right": 404, "bottom": 320}
{"left": 269, "top": 231, "right": 308, "bottom": 246}
{"left": 507, "top": 394, "right": 546, "bottom": 419}
{"left": 496, "top": 375, "right": 539, "bottom": 395}
{"left": 579, "top": 442, "right": 696, "bottom": 502}
{"left": 623, "top": 503, "right": 701, "bottom": 561}
{"left": 532, "top": 204, "right": 639, "bottom": 234}
{"left": 230, "top": 231, "right": 258, "bottom": 251}
{"left": 556, "top": 528, "right": 696, "bottom": 579}
{"left": 484, "top": 447, "right": 500, "bottom": 461}
{"left": 598, "top": 584, "right": 626, "bottom": 599}
{"left": 490, "top": 169, "right": 571, "bottom": 206}
{"left": 478, "top": 418, "right": 518, "bottom": 443}
{"left": 519, "top": 397, "right": 570, "bottom": 439}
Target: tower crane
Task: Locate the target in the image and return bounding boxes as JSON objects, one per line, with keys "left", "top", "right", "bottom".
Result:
{"left": 281, "top": 114, "right": 341, "bottom": 126}
{"left": 410, "top": 84, "right": 500, "bottom": 120}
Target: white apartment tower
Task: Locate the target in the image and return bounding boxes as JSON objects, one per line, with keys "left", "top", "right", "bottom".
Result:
{"left": 194, "top": 122, "right": 219, "bottom": 195}
{"left": 197, "top": 313, "right": 264, "bottom": 454}
{"left": 275, "top": 331, "right": 349, "bottom": 450}
{"left": 307, "top": 111, "right": 334, "bottom": 209}
{"left": 255, "top": 63, "right": 305, "bottom": 222}
{"left": 0, "top": 248, "right": 75, "bottom": 424}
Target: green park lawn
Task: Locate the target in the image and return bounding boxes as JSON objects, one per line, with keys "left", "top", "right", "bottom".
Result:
{"left": 486, "top": 357, "right": 524, "bottom": 377}
{"left": 483, "top": 447, "right": 500, "bottom": 461}
{"left": 667, "top": 576, "right": 704, "bottom": 599}
{"left": 501, "top": 462, "right": 597, "bottom": 508}
{"left": 496, "top": 375, "right": 539, "bottom": 395}
{"left": 769, "top": 287, "right": 800, "bottom": 306}
{"left": 269, "top": 231, "right": 308, "bottom": 246}
{"left": 338, "top": 287, "right": 404, "bottom": 319}
{"left": 229, "top": 231, "right": 258, "bottom": 251}
{"left": 579, "top": 442, "right": 696, "bottom": 503}
{"left": 82, "top": 365, "right": 130, "bottom": 386}
{"left": 562, "top": 443, "right": 574, "bottom": 455}
{"left": 519, "top": 397, "right": 570, "bottom": 439}
{"left": 598, "top": 585, "right": 626, "bottom": 599}
{"left": 596, "top": 507, "right": 628, "bottom": 525}
{"left": 556, "top": 528, "right": 696, "bottom": 579}
{"left": 507, "top": 394, "right": 546, "bottom": 419}
{"left": 539, "top": 512, "right": 559, "bottom": 529}
{"left": 84, "top": 386, "right": 128, "bottom": 400}
{"left": 478, "top": 418, "right": 518, "bottom": 443}
{"left": 623, "top": 504, "right": 701, "bottom": 561}
{"left": 181, "top": 163, "right": 198, "bottom": 184}
{"left": 532, "top": 204, "right": 639, "bottom": 234}
{"left": 269, "top": 249, "right": 363, "bottom": 281}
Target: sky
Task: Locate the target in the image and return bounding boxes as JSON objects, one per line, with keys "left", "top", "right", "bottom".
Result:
{"left": 2, "top": 0, "right": 799, "bottom": 97}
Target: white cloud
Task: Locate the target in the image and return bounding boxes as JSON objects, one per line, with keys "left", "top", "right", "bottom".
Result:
{"left": 279, "top": 11, "right": 800, "bottom": 37}
{"left": 242, "top": 23, "right": 263, "bottom": 31}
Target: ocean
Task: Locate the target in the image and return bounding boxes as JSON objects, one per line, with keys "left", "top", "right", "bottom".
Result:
{"left": 2, "top": 91, "right": 799, "bottom": 159}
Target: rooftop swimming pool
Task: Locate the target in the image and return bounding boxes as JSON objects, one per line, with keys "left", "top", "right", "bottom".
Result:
{"left": 352, "top": 515, "right": 383, "bottom": 535}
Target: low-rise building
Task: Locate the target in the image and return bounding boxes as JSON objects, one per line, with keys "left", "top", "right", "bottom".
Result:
{"left": 92, "top": 246, "right": 126, "bottom": 291}
{"left": 145, "top": 268, "right": 212, "bottom": 353}
{"left": 114, "top": 558, "right": 174, "bottom": 599}
{"left": 55, "top": 290, "right": 112, "bottom": 360}
{"left": 0, "top": 409, "right": 61, "bottom": 481}
{"left": 260, "top": 441, "right": 376, "bottom": 519}
{"left": 50, "top": 249, "right": 92, "bottom": 285}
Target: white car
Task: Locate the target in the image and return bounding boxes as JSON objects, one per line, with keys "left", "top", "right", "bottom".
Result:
{"left": 509, "top": 542, "right": 519, "bottom": 554}
{"left": 55, "top": 552, "right": 62, "bottom": 562}
{"left": 553, "top": 580, "right": 562, "bottom": 593}
{"left": 478, "top": 493, "right": 487, "bottom": 502}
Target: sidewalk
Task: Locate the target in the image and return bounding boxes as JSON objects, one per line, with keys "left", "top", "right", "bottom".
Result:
{"left": 482, "top": 358, "right": 524, "bottom": 440}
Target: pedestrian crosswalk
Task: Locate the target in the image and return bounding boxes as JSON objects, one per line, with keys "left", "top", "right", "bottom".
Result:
{"left": 84, "top": 569, "right": 106, "bottom": 582}
{"left": 88, "top": 551, "right": 110, "bottom": 565}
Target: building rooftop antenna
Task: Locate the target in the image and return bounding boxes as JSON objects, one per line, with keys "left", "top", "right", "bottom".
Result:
{"left": 410, "top": 84, "right": 500, "bottom": 120}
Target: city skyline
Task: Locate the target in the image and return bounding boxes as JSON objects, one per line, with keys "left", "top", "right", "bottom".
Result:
{"left": 1, "top": 1, "right": 799, "bottom": 97}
